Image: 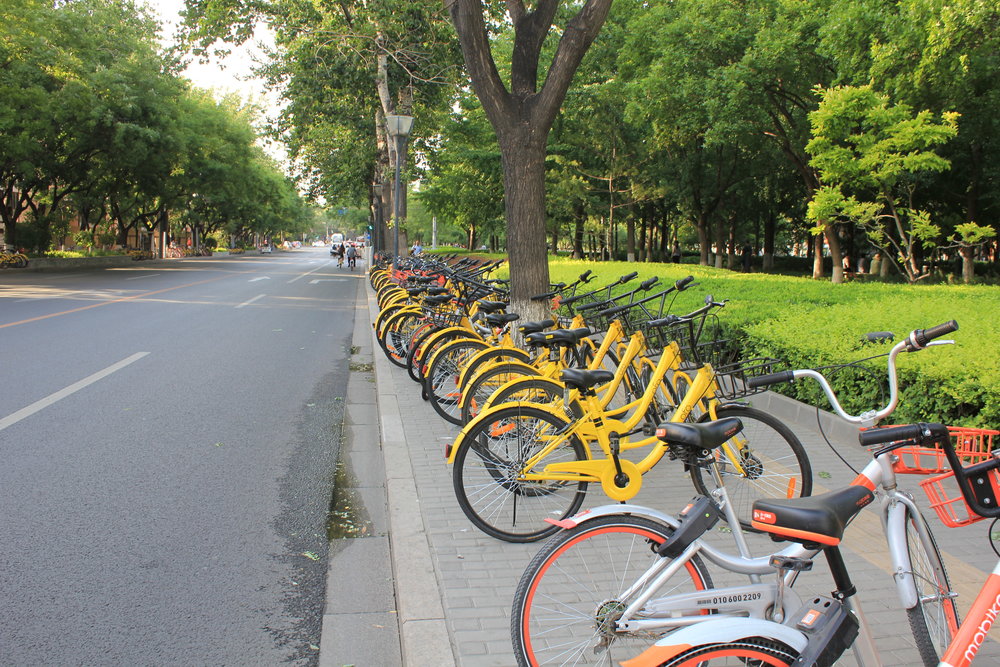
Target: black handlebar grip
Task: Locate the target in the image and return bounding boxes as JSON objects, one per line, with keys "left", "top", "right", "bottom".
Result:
{"left": 618, "top": 271, "right": 639, "bottom": 284}
{"left": 579, "top": 270, "right": 594, "bottom": 282}
{"left": 647, "top": 314, "right": 682, "bottom": 328}
{"left": 745, "top": 370, "right": 795, "bottom": 389}
{"left": 913, "top": 320, "right": 959, "bottom": 347}
{"left": 639, "top": 276, "right": 659, "bottom": 290}
{"left": 858, "top": 424, "right": 924, "bottom": 448}
{"left": 675, "top": 275, "right": 694, "bottom": 291}
{"left": 599, "top": 304, "right": 626, "bottom": 318}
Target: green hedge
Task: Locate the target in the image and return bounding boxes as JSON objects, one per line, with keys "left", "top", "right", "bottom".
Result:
{"left": 543, "top": 258, "right": 999, "bottom": 428}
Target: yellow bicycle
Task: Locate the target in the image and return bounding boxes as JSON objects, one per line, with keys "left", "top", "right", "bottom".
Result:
{"left": 446, "top": 301, "right": 812, "bottom": 542}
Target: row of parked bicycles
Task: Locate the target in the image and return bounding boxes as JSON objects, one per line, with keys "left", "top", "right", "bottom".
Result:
{"left": 368, "top": 253, "right": 999, "bottom": 667}
{"left": 1, "top": 248, "right": 30, "bottom": 268}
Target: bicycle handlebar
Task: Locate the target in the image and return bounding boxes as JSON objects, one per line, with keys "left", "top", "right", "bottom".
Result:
{"left": 861, "top": 421, "right": 1000, "bottom": 520}
{"left": 907, "top": 319, "right": 958, "bottom": 350}
{"left": 746, "top": 320, "right": 958, "bottom": 427}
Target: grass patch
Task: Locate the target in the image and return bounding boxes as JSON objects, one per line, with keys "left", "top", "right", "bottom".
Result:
{"left": 542, "top": 258, "right": 999, "bottom": 427}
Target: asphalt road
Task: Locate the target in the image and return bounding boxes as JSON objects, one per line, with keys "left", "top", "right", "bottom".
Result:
{"left": 0, "top": 248, "right": 359, "bottom": 665}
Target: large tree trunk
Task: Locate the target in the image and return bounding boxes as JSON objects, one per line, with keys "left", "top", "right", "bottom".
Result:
{"left": 498, "top": 131, "right": 550, "bottom": 317}
{"left": 448, "top": 0, "right": 613, "bottom": 319}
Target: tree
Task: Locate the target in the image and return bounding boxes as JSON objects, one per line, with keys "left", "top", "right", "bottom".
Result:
{"left": 805, "top": 84, "right": 958, "bottom": 283}
{"left": 446, "top": 0, "right": 613, "bottom": 315}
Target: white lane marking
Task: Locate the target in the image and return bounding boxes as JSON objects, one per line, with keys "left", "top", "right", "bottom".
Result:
{"left": 287, "top": 261, "right": 331, "bottom": 284}
{"left": 0, "top": 352, "right": 150, "bottom": 432}
{"left": 249, "top": 276, "right": 270, "bottom": 282}
{"left": 125, "top": 274, "right": 160, "bottom": 280}
{"left": 236, "top": 294, "right": 266, "bottom": 309}
{"left": 308, "top": 279, "right": 342, "bottom": 284}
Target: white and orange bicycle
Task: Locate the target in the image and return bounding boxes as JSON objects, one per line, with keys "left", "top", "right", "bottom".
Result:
{"left": 511, "top": 320, "right": 986, "bottom": 667}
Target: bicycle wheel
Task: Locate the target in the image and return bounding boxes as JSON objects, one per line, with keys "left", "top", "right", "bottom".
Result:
{"left": 902, "top": 505, "right": 960, "bottom": 666}
{"left": 409, "top": 327, "right": 470, "bottom": 383}
{"left": 460, "top": 361, "right": 541, "bottom": 425}
{"left": 380, "top": 310, "right": 423, "bottom": 366}
{"left": 512, "top": 515, "right": 714, "bottom": 667}
{"left": 689, "top": 405, "right": 812, "bottom": 531}
{"left": 405, "top": 325, "right": 443, "bottom": 382}
{"left": 425, "top": 338, "right": 490, "bottom": 424}
{"left": 453, "top": 405, "right": 588, "bottom": 542}
{"left": 457, "top": 346, "right": 533, "bottom": 395}
{"left": 653, "top": 638, "right": 800, "bottom": 666}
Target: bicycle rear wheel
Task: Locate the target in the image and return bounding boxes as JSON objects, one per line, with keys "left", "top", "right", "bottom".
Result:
{"left": 689, "top": 405, "right": 812, "bottom": 531}
{"left": 902, "top": 505, "right": 959, "bottom": 666}
{"left": 452, "top": 405, "right": 588, "bottom": 542}
{"left": 653, "top": 638, "right": 800, "bottom": 666}
{"left": 511, "top": 515, "right": 713, "bottom": 667}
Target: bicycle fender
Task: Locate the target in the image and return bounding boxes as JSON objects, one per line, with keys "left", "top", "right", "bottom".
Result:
{"left": 445, "top": 401, "right": 570, "bottom": 465}
{"left": 415, "top": 326, "right": 471, "bottom": 362}
{"left": 459, "top": 360, "right": 540, "bottom": 410}
{"left": 547, "top": 503, "right": 681, "bottom": 530}
{"left": 423, "top": 333, "right": 483, "bottom": 368}
{"left": 886, "top": 494, "right": 925, "bottom": 610}
{"left": 620, "top": 618, "right": 808, "bottom": 667}
{"left": 480, "top": 376, "right": 568, "bottom": 414}
{"left": 456, "top": 347, "right": 532, "bottom": 390}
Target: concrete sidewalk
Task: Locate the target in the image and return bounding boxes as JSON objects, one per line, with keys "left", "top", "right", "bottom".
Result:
{"left": 322, "top": 279, "right": 1000, "bottom": 666}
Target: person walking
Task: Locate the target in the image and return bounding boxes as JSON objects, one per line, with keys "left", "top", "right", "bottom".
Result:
{"left": 336, "top": 243, "right": 345, "bottom": 268}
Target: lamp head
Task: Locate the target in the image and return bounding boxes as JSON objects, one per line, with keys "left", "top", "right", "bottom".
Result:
{"left": 385, "top": 114, "right": 414, "bottom": 138}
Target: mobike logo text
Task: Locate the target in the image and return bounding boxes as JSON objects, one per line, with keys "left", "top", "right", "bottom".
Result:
{"left": 753, "top": 509, "right": 776, "bottom": 525}
{"left": 964, "top": 593, "right": 1000, "bottom": 663}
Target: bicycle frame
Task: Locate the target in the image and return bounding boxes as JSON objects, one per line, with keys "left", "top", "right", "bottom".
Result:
{"left": 616, "top": 325, "right": 966, "bottom": 667}
{"left": 449, "top": 334, "right": 747, "bottom": 501}
{"left": 554, "top": 438, "right": 945, "bottom": 660}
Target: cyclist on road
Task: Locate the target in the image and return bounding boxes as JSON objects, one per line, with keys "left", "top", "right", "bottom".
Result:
{"left": 346, "top": 244, "right": 358, "bottom": 270}
{"left": 334, "top": 243, "right": 345, "bottom": 268}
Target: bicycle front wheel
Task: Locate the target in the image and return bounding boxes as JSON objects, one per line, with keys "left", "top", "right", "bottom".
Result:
{"left": 902, "top": 505, "right": 960, "bottom": 666}
{"left": 653, "top": 638, "right": 800, "bottom": 666}
{"left": 690, "top": 405, "right": 812, "bottom": 530}
{"left": 512, "top": 515, "right": 713, "bottom": 667}
{"left": 453, "top": 405, "right": 588, "bottom": 542}
{"left": 425, "top": 338, "right": 490, "bottom": 424}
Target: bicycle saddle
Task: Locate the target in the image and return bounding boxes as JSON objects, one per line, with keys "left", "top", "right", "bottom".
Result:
{"left": 559, "top": 368, "right": 614, "bottom": 391}
{"left": 423, "top": 295, "right": 452, "bottom": 306}
{"left": 751, "top": 486, "right": 874, "bottom": 547}
{"left": 526, "top": 328, "right": 592, "bottom": 348}
{"left": 654, "top": 418, "right": 743, "bottom": 451}
{"left": 518, "top": 319, "right": 557, "bottom": 335}
{"left": 484, "top": 313, "right": 520, "bottom": 327}
{"left": 476, "top": 300, "right": 507, "bottom": 313}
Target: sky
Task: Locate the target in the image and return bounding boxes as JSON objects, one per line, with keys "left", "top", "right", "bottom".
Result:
{"left": 142, "top": 0, "right": 288, "bottom": 163}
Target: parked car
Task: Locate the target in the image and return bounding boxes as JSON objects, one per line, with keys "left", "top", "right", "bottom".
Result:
{"left": 260, "top": 244, "right": 272, "bottom": 254}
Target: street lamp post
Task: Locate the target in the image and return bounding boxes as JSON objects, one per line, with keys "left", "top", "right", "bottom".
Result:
{"left": 385, "top": 113, "right": 414, "bottom": 271}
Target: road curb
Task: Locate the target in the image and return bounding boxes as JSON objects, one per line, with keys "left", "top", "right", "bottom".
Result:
{"left": 367, "top": 287, "right": 457, "bottom": 667}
